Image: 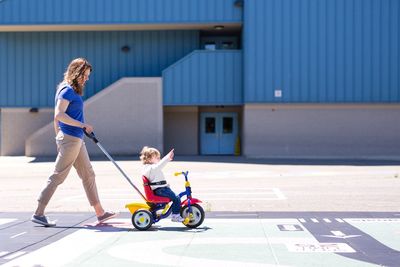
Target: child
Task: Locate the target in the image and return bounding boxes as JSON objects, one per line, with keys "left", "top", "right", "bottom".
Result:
{"left": 140, "top": 146, "right": 185, "bottom": 222}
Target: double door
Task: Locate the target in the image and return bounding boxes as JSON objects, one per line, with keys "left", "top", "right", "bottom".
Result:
{"left": 200, "top": 112, "right": 238, "bottom": 155}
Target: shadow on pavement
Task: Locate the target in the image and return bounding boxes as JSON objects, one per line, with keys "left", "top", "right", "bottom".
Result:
{"left": 148, "top": 225, "right": 212, "bottom": 232}
{"left": 37, "top": 223, "right": 212, "bottom": 233}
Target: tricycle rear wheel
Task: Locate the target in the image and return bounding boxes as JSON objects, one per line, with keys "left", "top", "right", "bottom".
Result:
{"left": 132, "top": 209, "right": 153, "bottom": 231}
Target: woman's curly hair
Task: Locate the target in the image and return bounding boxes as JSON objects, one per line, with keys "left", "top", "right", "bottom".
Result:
{"left": 62, "top": 58, "right": 92, "bottom": 95}
{"left": 140, "top": 146, "right": 160, "bottom": 164}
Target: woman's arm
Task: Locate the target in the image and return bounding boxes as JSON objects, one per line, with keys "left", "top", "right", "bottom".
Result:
{"left": 54, "top": 99, "right": 93, "bottom": 132}
{"left": 53, "top": 119, "right": 59, "bottom": 135}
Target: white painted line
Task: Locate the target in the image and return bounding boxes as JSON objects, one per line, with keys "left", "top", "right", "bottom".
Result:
{"left": 10, "top": 232, "right": 27, "bottom": 239}
{"left": 109, "top": 237, "right": 306, "bottom": 266}
{"left": 281, "top": 224, "right": 298, "bottom": 231}
{"left": 61, "top": 195, "right": 141, "bottom": 201}
{"left": 61, "top": 188, "right": 287, "bottom": 202}
{"left": 1, "top": 229, "right": 113, "bottom": 267}
{"left": 286, "top": 243, "right": 355, "bottom": 253}
{"left": 331, "top": 231, "right": 345, "bottom": 237}
{"left": 322, "top": 231, "right": 361, "bottom": 239}
{"left": 214, "top": 213, "right": 258, "bottom": 217}
{"left": 323, "top": 218, "right": 332, "bottom": 223}
{"left": 68, "top": 197, "right": 285, "bottom": 201}
{"left": 199, "top": 192, "right": 277, "bottom": 195}
{"left": 298, "top": 218, "right": 306, "bottom": 223}
{"left": 3, "top": 219, "right": 321, "bottom": 267}
{"left": 335, "top": 218, "right": 345, "bottom": 223}
{"left": 80, "top": 198, "right": 143, "bottom": 202}
{"left": 311, "top": 218, "right": 319, "bottom": 223}
{"left": 3, "top": 251, "right": 26, "bottom": 260}
{"left": 0, "top": 219, "right": 17, "bottom": 226}
{"left": 344, "top": 218, "right": 400, "bottom": 222}
{"left": 197, "top": 188, "right": 283, "bottom": 191}
{"left": 199, "top": 198, "right": 284, "bottom": 201}
{"left": 272, "top": 188, "right": 286, "bottom": 200}
{"left": 0, "top": 251, "right": 9, "bottom": 257}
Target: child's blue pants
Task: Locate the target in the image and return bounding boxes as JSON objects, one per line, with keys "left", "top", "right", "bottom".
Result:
{"left": 154, "top": 187, "right": 181, "bottom": 214}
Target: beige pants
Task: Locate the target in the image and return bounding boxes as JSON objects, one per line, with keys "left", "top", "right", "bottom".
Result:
{"left": 38, "top": 132, "right": 100, "bottom": 207}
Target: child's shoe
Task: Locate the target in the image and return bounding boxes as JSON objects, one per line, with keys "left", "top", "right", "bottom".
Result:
{"left": 171, "top": 214, "right": 185, "bottom": 222}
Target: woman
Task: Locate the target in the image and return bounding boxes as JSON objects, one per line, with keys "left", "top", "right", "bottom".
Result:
{"left": 32, "top": 58, "right": 116, "bottom": 226}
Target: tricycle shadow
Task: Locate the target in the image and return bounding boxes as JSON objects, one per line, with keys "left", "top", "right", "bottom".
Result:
{"left": 145, "top": 225, "right": 212, "bottom": 233}
{"left": 46, "top": 223, "right": 212, "bottom": 233}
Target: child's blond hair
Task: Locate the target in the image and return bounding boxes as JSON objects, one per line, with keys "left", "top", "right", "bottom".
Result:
{"left": 140, "top": 146, "right": 160, "bottom": 164}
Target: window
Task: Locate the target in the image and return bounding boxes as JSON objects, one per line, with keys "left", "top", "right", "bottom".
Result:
{"left": 223, "top": 117, "right": 233, "bottom": 133}
{"left": 205, "top": 117, "right": 216, "bottom": 133}
{"left": 204, "top": 42, "right": 217, "bottom": 51}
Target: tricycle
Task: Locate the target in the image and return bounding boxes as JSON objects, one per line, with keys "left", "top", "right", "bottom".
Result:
{"left": 84, "top": 130, "right": 205, "bottom": 231}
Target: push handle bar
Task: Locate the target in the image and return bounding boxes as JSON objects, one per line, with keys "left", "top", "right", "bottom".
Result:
{"left": 83, "top": 128, "right": 99, "bottom": 143}
{"left": 82, "top": 127, "right": 147, "bottom": 202}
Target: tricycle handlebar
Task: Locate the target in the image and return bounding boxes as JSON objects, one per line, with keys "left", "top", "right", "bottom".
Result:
{"left": 174, "top": 171, "right": 189, "bottom": 177}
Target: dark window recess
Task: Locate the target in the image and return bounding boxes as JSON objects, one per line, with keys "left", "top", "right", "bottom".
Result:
{"left": 222, "top": 41, "right": 234, "bottom": 49}
{"left": 223, "top": 117, "right": 233, "bottom": 133}
{"left": 205, "top": 117, "right": 216, "bottom": 133}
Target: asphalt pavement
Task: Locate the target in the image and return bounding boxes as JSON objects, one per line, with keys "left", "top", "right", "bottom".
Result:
{"left": 1, "top": 156, "right": 400, "bottom": 266}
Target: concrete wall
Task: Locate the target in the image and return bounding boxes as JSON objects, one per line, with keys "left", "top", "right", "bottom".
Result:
{"left": 164, "top": 106, "right": 198, "bottom": 155}
{"left": 0, "top": 108, "right": 53, "bottom": 156}
{"left": 26, "top": 78, "right": 163, "bottom": 157}
{"left": 244, "top": 104, "right": 400, "bottom": 159}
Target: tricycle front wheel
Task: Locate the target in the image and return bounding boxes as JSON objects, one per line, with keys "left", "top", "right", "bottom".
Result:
{"left": 180, "top": 204, "right": 205, "bottom": 228}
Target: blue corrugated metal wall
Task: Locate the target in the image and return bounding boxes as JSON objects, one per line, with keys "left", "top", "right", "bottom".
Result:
{"left": 244, "top": 0, "right": 400, "bottom": 103}
{"left": 0, "top": 0, "right": 241, "bottom": 25}
{"left": 163, "top": 50, "right": 243, "bottom": 105}
{"left": 0, "top": 30, "right": 199, "bottom": 107}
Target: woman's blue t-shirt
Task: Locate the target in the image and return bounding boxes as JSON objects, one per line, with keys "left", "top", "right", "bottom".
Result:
{"left": 55, "top": 84, "right": 84, "bottom": 139}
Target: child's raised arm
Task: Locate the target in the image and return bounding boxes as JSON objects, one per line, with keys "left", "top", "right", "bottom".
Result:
{"left": 153, "top": 149, "right": 174, "bottom": 170}
{"left": 168, "top": 149, "right": 174, "bottom": 160}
